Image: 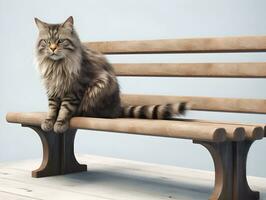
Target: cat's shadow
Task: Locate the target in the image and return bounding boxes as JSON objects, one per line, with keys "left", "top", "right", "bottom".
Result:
{"left": 59, "top": 167, "right": 212, "bottom": 199}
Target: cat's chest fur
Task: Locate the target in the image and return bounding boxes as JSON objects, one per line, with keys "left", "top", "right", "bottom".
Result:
{"left": 39, "top": 59, "right": 80, "bottom": 98}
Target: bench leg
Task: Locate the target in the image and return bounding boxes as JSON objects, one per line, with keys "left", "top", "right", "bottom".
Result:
{"left": 193, "top": 140, "right": 259, "bottom": 200}
{"left": 24, "top": 125, "right": 87, "bottom": 178}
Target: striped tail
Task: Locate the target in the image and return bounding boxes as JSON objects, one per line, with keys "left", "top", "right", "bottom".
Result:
{"left": 121, "top": 102, "right": 188, "bottom": 119}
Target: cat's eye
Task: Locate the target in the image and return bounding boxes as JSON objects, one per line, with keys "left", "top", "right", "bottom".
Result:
{"left": 58, "top": 39, "right": 66, "bottom": 44}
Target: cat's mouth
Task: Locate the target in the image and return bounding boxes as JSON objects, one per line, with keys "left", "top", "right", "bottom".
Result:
{"left": 49, "top": 53, "right": 64, "bottom": 61}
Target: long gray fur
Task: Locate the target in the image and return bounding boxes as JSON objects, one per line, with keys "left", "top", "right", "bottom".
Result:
{"left": 35, "top": 16, "right": 187, "bottom": 133}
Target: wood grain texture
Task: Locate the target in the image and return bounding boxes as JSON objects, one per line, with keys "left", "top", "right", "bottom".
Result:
{"left": 1, "top": 155, "right": 266, "bottom": 200}
{"left": 85, "top": 35, "right": 266, "bottom": 54}
{"left": 113, "top": 63, "right": 266, "bottom": 77}
{"left": 121, "top": 94, "right": 266, "bottom": 114}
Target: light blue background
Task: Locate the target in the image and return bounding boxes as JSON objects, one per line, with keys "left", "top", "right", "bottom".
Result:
{"left": 0, "top": 0, "right": 266, "bottom": 177}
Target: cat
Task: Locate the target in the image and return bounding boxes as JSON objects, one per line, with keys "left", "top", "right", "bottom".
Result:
{"left": 35, "top": 16, "right": 188, "bottom": 133}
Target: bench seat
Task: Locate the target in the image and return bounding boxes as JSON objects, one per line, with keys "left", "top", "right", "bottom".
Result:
{"left": 6, "top": 112, "right": 264, "bottom": 142}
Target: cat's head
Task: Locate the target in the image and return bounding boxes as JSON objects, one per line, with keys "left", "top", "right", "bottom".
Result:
{"left": 35, "top": 16, "right": 81, "bottom": 61}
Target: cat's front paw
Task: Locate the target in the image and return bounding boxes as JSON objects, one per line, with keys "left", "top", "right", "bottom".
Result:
{"left": 54, "top": 120, "right": 69, "bottom": 133}
{"left": 41, "top": 119, "right": 55, "bottom": 132}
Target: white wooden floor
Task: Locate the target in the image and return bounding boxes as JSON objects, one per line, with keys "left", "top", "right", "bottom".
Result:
{"left": 0, "top": 155, "right": 266, "bottom": 200}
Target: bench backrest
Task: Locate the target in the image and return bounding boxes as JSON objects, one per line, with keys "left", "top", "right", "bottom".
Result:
{"left": 84, "top": 36, "right": 266, "bottom": 115}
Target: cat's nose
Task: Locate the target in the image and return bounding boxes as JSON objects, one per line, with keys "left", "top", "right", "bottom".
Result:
{"left": 49, "top": 43, "right": 57, "bottom": 52}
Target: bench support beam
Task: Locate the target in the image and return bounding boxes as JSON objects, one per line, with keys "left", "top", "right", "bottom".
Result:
{"left": 24, "top": 125, "right": 87, "bottom": 178}
{"left": 194, "top": 140, "right": 259, "bottom": 200}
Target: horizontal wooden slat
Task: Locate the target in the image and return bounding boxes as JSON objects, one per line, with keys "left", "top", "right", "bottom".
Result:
{"left": 6, "top": 112, "right": 226, "bottom": 142}
{"left": 121, "top": 94, "right": 266, "bottom": 114}
{"left": 113, "top": 63, "right": 266, "bottom": 77}
{"left": 85, "top": 35, "right": 266, "bottom": 54}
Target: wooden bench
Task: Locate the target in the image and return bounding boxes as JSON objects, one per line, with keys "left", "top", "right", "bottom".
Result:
{"left": 6, "top": 35, "right": 266, "bottom": 200}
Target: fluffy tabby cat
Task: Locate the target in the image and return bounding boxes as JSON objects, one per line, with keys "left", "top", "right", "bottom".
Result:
{"left": 35, "top": 16, "right": 188, "bottom": 133}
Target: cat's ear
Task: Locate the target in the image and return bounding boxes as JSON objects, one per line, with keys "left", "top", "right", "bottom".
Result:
{"left": 61, "top": 16, "right": 74, "bottom": 30}
{"left": 34, "top": 18, "right": 48, "bottom": 30}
